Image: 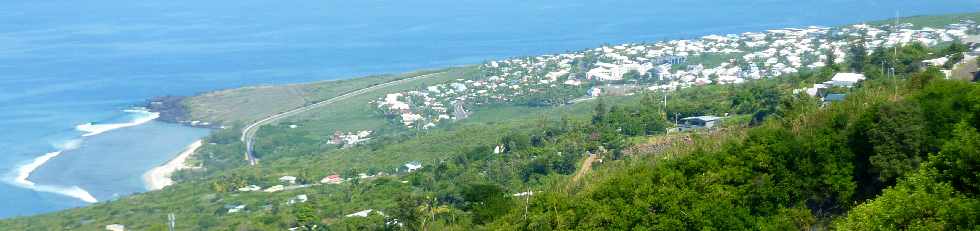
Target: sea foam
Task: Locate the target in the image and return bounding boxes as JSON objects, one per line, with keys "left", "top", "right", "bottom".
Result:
{"left": 9, "top": 108, "right": 159, "bottom": 203}
{"left": 10, "top": 140, "right": 98, "bottom": 203}
{"left": 75, "top": 108, "right": 160, "bottom": 137}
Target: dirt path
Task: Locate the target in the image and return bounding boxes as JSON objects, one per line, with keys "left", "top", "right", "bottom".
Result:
{"left": 570, "top": 154, "right": 598, "bottom": 184}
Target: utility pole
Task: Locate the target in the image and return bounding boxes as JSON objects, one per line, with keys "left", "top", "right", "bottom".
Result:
{"left": 892, "top": 11, "right": 900, "bottom": 100}
{"left": 894, "top": 11, "right": 899, "bottom": 58}
{"left": 523, "top": 187, "right": 530, "bottom": 222}
{"left": 891, "top": 67, "right": 897, "bottom": 99}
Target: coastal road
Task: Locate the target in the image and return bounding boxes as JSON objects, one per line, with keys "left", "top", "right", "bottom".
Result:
{"left": 240, "top": 71, "right": 446, "bottom": 166}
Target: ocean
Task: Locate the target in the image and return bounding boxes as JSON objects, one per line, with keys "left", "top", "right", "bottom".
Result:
{"left": 1, "top": 0, "right": 978, "bottom": 218}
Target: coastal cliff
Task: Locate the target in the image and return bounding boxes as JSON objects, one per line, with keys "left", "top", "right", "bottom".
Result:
{"left": 146, "top": 96, "right": 219, "bottom": 128}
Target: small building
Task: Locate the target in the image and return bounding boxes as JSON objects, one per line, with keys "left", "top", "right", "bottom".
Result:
{"left": 830, "top": 73, "right": 866, "bottom": 87}
{"left": 237, "top": 185, "right": 262, "bottom": 192}
{"left": 105, "top": 224, "right": 125, "bottom": 231}
{"left": 400, "top": 161, "right": 423, "bottom": 172}
{"left": 678, "top": 116, "right": 723, "bottom": 131}
{"left": 922, "top": 56, "right": 949, "bottom": 66}
{"left": 346, "top": 209, "right": 383, "bottom": 218}
{"left": 320, "top": 174, "right": 343, "bottom": 184}
{"left": 288, "top": 194, "right": 308, "bottom": 204}
{"left": 227, "top": 204, "right": 246, "bottom": 214}
{"left": 513, "top": 191, "right": 535, "bottom": 197}
{"left": 279, "top": 176, "right": 297, "bottom": 185}
{"left": 263, "top": 185, "right": 285, "bottom": 193}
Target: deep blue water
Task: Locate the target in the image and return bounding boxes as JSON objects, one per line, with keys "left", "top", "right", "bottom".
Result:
{"left": 1, "top": 0, "right": 978, "bottom": 218}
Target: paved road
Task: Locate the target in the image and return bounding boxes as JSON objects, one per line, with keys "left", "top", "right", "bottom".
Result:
{"left": 240, "top": 71, "right": 446, "bottom": 165}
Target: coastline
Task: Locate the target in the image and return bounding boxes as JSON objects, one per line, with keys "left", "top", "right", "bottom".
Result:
{"left": 147, "top": 96, "right": 221, "bottom": 129}
{"left": 11, "top": 150, "right": 100, "bottom": 203}
{"left": 14, "top": 151, "right": 64, "bottom": 188}
{"left": 143, "top": 140, "right": 203, "bottom": 190}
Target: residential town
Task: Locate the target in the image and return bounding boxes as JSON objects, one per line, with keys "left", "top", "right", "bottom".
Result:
{"left": 376, "top": 20, "right": 979, "bottom": 129}
{"left": 104, "top": 20, "right": 980, "bottom": 231}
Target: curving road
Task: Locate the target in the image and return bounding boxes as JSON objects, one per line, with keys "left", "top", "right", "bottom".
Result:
{"left": 240, "top": 71, "right": 445, "bottom": 165}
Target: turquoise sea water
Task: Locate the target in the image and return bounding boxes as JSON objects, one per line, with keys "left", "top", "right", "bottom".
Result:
{"left": 1, "top": 0, "right": 978, "bottom": 218}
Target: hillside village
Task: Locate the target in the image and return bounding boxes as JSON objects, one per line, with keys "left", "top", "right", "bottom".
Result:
{"left": 376, "top": 20, "right": 979, "bottom": 129}
{"left": 213, "top": 19, "right": 980, "bottom": 222}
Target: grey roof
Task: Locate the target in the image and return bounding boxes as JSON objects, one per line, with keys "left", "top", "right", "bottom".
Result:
{"left": 680, "top": 116, "right": 723, "bottom": 122}
{"left": 824, "top": 93, "right": 847, "bottom": 102}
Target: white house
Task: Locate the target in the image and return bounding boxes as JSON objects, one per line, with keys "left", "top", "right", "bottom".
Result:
{"left": 227, "top": 205, "right": 246, "bottom": 214}
{"left": 279, "top": 176, "right": 297, "bottom": 185}
{"left": 105, "top": 224, "right": 125, "bottom": 231}
{"left": 679, "top": 116, "right": 724, "bottom": 131}
{"left": 288, "top": 194, "right": 308, "bottom": 204}
{"left": 263, "top": 185, "right": 285, "bottom": 193}
{"left": 403, "top": 161, "right": 423, "bottom": 172}
{"left": 320, "top": 174, "right": 343, "bottom": 184}
{"left": 237, "top": 185, "right": 262, "bottom": 192}
{"left": 346, "top": 209, "right": 382, "bottom": 218}
{"left": 830, "top": 73, "right": 866, "bottom": 87}
{"left": 922, "top": 56, "right": 949, "bottom": 66}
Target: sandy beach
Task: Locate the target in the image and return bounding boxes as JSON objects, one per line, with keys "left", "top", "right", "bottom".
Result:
{"left": 143, "top": 140, "right": 202, "bottom": 190}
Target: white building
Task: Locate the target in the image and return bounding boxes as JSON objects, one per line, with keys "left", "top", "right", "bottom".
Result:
{"left": 346, "top": 209, "right": 381, "bottom": 218}
{"left": 830, "top": 73, "right": 867, "bottom": 87}
{"left": 106, "top": 224, "right": 125, "bottom": 231}
{"left": 279, "top": 176, "right": 297, "bottom": 184}
{"left": 228, "top": 205, "right": 246, "bottom": 214}
{"left": 237, "top": 185, "right": 262, "bottom": 192}
{"left": 263, "top": 185, "right": 285, "bottom": 193}
{"left": 403, "top": 161, "right": 423, "bottom": 172}
{"left": 288, "top": 194, "right": 308, "bottom": 204}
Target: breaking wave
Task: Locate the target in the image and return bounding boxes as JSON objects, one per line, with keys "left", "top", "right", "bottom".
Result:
{"left": 75, "top": 108, "right": 159, "bottom": 137}
{"left": 9, "top": 139, "right": 98, "bottom": 203}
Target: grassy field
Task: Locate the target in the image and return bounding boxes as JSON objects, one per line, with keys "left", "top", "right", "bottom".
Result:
{"left": 183, "top": 68, "right": 449, "bottom": 124}
{"left": 276, "top": 67, "right": 481, "bottom": 135}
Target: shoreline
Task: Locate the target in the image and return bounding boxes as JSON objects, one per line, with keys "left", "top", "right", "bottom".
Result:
{"left": 11, "top": 150, "right": 99, "bottom": 203}
{"left": 143, "top": 140, "right": 203, "bottom": 190}
{"left": 14, "top": 151, "right": 63, "bottom": 188}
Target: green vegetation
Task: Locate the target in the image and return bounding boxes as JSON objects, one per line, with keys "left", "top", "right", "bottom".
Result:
{"left": 3, "top": 13, "right": 980, "bottom": 230}
{"left": 488, "top": 50, "right": 980, "bottom": 230}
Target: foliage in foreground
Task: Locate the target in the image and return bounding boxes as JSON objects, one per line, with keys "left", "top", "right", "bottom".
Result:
{"left": 491, "top": 74, "right": 980, "bottom": 230}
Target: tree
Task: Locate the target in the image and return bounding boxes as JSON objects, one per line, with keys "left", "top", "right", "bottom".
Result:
{"left": 462, "top": 183, "right": 514, "bottom": 224}
{"left": 592, "top": 98, "right": 608, "bottom": 125}
{"left": 849, "top": 43, "right": 867, "bottom": 72}
{"left": 941, "top": 41, "right": 968, "bottom": 56}
{"left": 931, "top": 122, "right": 980, "bottom": 195}
{"left": 908, "top": 67, "right": 942, "bottom": 90}
{"left": 867, "top": 103, "right": 928, "bottom": 184}
{"left": 294, "top": 203, "right": 320, "bottom": 230}
{"left": 943, "top": 52, "right": 964, "bottom": 69}
{"left": 835, "top": 167, "right": 980, "bottom": 230}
